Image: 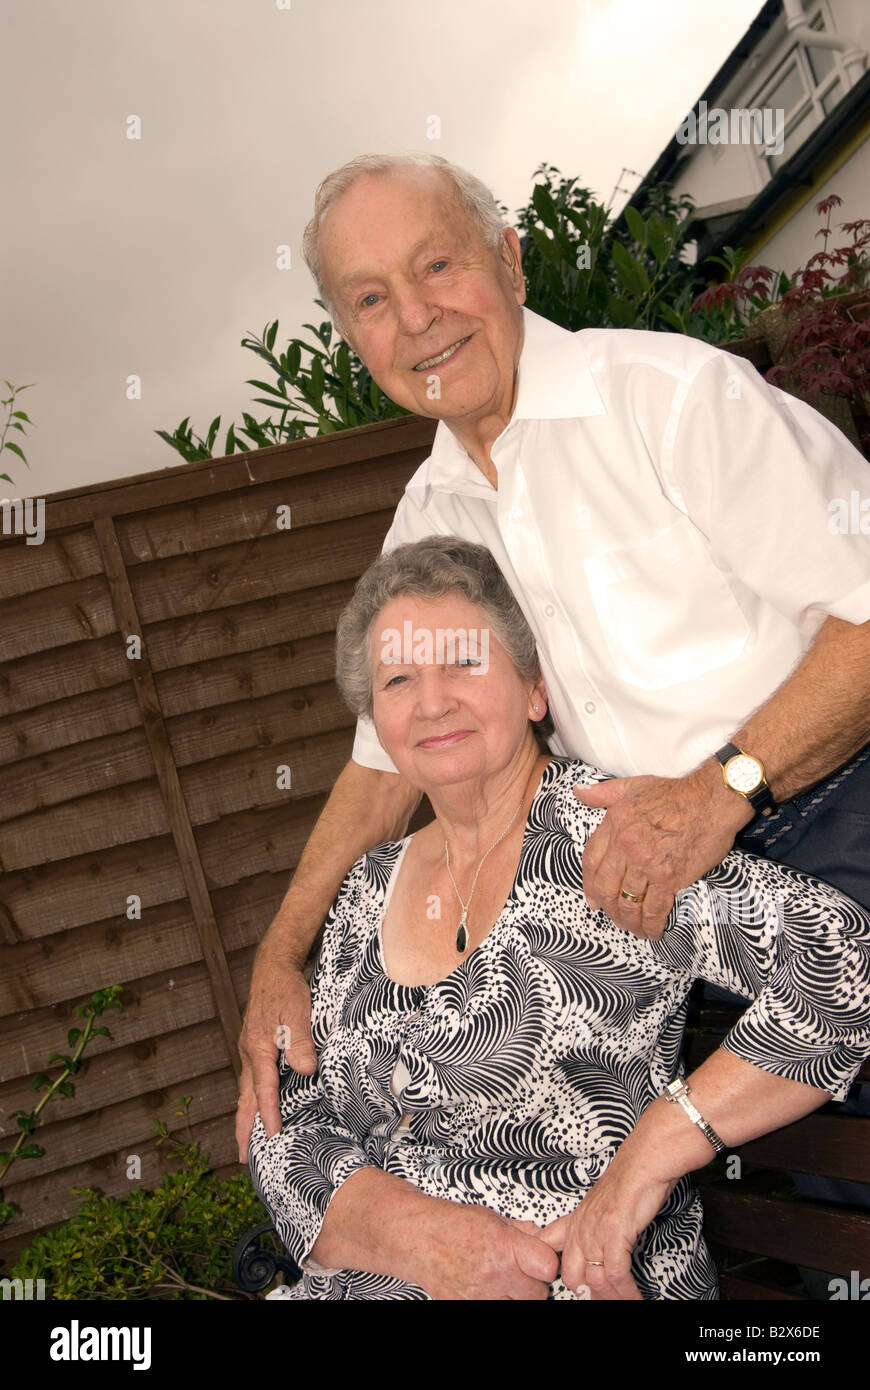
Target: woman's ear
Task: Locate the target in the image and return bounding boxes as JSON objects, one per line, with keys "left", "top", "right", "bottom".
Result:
{"left": 529, "top": 678, "right": 548, "bottom": 722}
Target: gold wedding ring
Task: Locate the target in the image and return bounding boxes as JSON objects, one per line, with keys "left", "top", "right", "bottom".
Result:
{"left": 619, "top": 888, "right": 646, "bottom": 903}
{"left": 587, "top": 1260, "right": 605, "bottom": 1267}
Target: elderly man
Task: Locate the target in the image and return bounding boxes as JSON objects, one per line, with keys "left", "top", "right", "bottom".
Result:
{"left": 236, "top": 152, "right": 870, "bottom": 1158}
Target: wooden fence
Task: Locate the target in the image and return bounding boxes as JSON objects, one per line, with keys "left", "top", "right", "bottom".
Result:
{"left": 1, "top": 403, "right": 867, "bottom": 1297}
{"left": 0, "top": 414, "right": 436, "bottom": 1268}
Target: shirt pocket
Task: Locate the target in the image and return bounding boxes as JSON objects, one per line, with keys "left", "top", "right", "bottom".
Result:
{"left": 583, "top": 514, "right": 750, "bottom": 691}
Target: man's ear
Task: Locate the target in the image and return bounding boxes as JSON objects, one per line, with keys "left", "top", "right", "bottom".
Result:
{"left": 499, "top": 227, "right": 526, "bottom": 301}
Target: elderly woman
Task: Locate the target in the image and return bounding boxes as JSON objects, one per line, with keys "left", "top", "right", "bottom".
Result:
{"left": 249, "top": 537, "right": 870, "bottom": 1300}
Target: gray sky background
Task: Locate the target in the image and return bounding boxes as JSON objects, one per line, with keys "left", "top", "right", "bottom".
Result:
{"left": 3, "top": 0, "right": 765, "bottom": 497}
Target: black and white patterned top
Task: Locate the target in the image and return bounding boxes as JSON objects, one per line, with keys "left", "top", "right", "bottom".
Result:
{"left": 249, "top": 759, "right": 870, "bottom": 1300}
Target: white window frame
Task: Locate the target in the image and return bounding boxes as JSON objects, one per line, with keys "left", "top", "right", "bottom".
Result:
{"left": 750, "top": 5, "right": 849, "bottom": 175}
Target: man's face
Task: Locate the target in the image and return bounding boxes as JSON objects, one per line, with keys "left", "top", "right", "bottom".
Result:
{"left": 318, "top": 168, "right": 526, "bottom": 428}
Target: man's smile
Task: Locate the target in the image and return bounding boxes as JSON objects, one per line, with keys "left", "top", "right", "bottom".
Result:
{"left": 413, "top": 335, "right": 471, "bottom": 371}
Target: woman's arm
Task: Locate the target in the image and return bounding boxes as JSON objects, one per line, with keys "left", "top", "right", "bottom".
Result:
{"left": 250, "top": 1070, "right": 557, "bottom": 1299}
{"left": 544, "top": 846, "right": 870, "bottom": 1297}
{"left": 544, "top": 1048, "right": 830, "bottom": 1298}
{"left": 308, "top": 1167, "right": 558, "bottom": 1299}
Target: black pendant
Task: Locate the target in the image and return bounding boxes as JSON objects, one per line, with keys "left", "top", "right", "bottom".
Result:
{"left": 456, "top": 915, "right": 468, "bottom": 953}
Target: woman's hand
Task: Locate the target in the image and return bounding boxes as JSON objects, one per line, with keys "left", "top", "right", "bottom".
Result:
{"left": 540, "top": 1159, "right": 677, "bottom": 1300}
{"left": 411, "top": 1200, "right": 560, "bottom": 1300}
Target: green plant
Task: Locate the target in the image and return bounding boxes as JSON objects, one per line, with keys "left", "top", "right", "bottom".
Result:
{"left": 516, "top": 163, "right": 703, "bottom": 333}
{"left": 0, "top": 380, "right": 35, "bottom": 484}
{"left": 0, "top": 986, "right": 123, "bottom": 1233}
{"left": 156, "top": 312, "right": 410, "bottom": 463}
{"left": 10, "top": 1116, "right": 268, "bottom": 1300}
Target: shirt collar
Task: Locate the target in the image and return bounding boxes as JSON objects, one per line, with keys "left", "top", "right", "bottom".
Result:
{"left": 410, "top": 307, "right": 607, "bottom": 498}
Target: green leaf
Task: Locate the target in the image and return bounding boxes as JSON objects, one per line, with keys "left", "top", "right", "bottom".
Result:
{"left": 30, "top": 1073, "right": 51, "bottom": 1092}
{"left": 89, "top": 1026, "right": 110, "bottom": 1037}
{"left": 530, "top": 225, "right": 562, "bottom": 267}
{"left": 658, "top": 303, "right": 685, "bottom": 331}
{"left": 647, "top": 214, "right": 670, "bottom": 266}
{"left": 0, "top": 473, "right": 12, "bottom": 483}
{"left": 206, "top": 416, "right": 221, "bottom": 452}
{"left": 3, "top": 442, "right": 26, "bottom": 461}
{"left": 335, "top": 343, "right": 352, "bottom": 390}
{"left": 225, "top": 424, "right": 237, "bottom": 454}
{"left": 310, "top": 355, "right": 325, "bottom": 402}
{"left": 246, "top": 378, "right": 287, "bottom": 398}
{"left": 611, "top": 240, "right": 649, "bottom": 298}
{"left": 11, "top": 411, "right": 31, "bottom": 422}
{"left": 57, "top": 1080, "right": 74, "bottom": 1099}
{"left": 265, "top": 321, "right": 278, "bottom": 352}
{"left": 286, "top": 342, "right": 301, "bottom": 376}
{"left": 532, "top": 183, "right": 560, "bottom": 232}
{"left": 18, "top": 1144, "right": 46, "bottom": 1160}
{"left": 68, "top": 1028, "right": 81, "bottom": 1047}
{"left": 607, "top": 293, "right": 637, "bottom": 327}
{"left": 623, "top": 205, "right": 646, "bottom": 248}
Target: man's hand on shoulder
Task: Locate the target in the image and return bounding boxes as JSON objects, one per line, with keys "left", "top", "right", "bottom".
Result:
{"left": 235, "top": 952, "right": 317, "bottom": 1162}
{"left": 574, "top": 761, "right": 753, "bottom": 938}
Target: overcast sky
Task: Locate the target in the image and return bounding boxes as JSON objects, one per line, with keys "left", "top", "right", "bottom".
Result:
{"left": 2, "top": 0, "right": 766, "bottom": 496}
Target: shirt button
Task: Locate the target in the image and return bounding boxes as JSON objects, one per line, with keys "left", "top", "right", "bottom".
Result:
{"left": 585, "top": 701, "right": 597, "bottom": 713}
{"left": 544, "top": 603, "right": 556, "bottom": 617}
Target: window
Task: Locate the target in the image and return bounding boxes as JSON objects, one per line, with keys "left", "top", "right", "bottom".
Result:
{"left": 752, "top": 9, "right": 849, "bottom": 175}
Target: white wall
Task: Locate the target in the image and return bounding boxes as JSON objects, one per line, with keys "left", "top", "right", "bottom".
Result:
{"left": 669, "top": 0, "right": 869, "bottom": 262}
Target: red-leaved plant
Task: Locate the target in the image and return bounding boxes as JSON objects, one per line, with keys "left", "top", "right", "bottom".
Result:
{"left": 692, "top": 196, "right": 870, "bottom": 444}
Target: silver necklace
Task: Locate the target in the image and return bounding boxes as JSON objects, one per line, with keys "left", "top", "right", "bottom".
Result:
{"left": 444, "top": 798, "right": 525, "bottom": 953}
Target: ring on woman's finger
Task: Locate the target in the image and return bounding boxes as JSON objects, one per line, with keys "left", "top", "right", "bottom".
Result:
{"left": 586, "top": 1260, "right": 605, "bottom": 1267}
{"left": 618, "top": 888, "right": 645, "bottom": 904}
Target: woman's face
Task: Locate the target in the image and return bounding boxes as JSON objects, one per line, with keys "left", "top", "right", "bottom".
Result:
{"left": 370, "top": 591, "right": 547, "bottom": 790}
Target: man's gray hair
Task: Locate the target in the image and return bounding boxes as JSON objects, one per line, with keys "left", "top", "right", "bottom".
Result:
{"left": 335, "top": 536, "right": 553, "bottom": 747}
{"left": 302, "top": 154, "right": 508, "bottom": 330}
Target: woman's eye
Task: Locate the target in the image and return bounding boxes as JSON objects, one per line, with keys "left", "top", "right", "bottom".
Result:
{"left": 361, "top": 293, "right": 380, "bottom": 309}
{"left": 457, "top": 658, "right": 481, "bottom": 669}
{"left": 384, "top": 673, "right": 407, "bottom": 688}
{"left": 430, "top": 260, "right": 448, "bottom": 272}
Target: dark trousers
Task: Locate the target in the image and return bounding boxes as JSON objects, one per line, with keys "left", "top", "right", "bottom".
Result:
{"left": 735, "top": 742, "right": 870, "bottom": 911}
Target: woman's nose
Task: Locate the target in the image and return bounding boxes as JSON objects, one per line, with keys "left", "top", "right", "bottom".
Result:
{"left": 414, "top": 667, "right": 458, "bottom": 719}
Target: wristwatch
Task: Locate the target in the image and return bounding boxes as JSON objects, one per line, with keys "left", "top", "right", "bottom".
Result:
{"left": 663, "top": 1078, "right": 726, "bottom": 1154}
{"left": 714, "top": 742, "right": 777, "bottom": 818}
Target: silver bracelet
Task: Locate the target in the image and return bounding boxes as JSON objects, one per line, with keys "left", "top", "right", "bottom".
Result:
{"left": 663, "top": 1078, "right": 726, "bottom": 1154}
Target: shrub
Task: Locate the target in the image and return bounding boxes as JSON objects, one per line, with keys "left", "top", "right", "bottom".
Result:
{"left": 10, "top": 1129, "right": 267, "bottom": 1301}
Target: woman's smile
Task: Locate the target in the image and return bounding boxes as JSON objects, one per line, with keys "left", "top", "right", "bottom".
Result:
{"left": 416, "top": 729, "right": 473, "bottom": 749}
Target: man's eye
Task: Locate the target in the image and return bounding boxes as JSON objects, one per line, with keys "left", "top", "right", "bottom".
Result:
{"left": 457, "top": 658, "right": 481, "bottom": 668}
{"left": 430, "top": 260, "right": 448, "bottom": 272}
{"left": 360, "top": 293, "right": 380, "bottom": 309}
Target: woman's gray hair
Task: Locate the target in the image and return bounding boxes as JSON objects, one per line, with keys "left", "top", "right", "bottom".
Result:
{"left": 302, "top": 154, "right": 507, "bottom": 330}
{"left": 335, "top": 536, "right": 554, "bottom": 748}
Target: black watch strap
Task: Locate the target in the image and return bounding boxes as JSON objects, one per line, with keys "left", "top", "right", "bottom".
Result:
{"left": 715, "top": 742, "right": 777, "bottom": 818}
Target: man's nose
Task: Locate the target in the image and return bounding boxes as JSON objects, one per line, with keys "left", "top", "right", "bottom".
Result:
{"left": 392, "top": 281, "right": 441, "bottom": 337}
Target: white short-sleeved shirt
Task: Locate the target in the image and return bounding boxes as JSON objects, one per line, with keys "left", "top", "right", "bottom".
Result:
{"left": 352, "top": 307, "right": 870, "bottom": 779}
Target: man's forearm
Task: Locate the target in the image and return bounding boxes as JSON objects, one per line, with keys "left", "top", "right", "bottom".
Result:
{"left": 694, "top": 616, "right": 870, "bottom": 812}
{"left": 257, "top": 759, "right": 421, "bottom": 969}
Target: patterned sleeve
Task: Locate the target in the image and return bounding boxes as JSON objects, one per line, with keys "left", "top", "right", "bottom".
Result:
{"left": 247, "top": 863, "right": 374, "bottom": 1271}
{"left": 656, "top": 849, "right": 870, "bottom": 1101}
